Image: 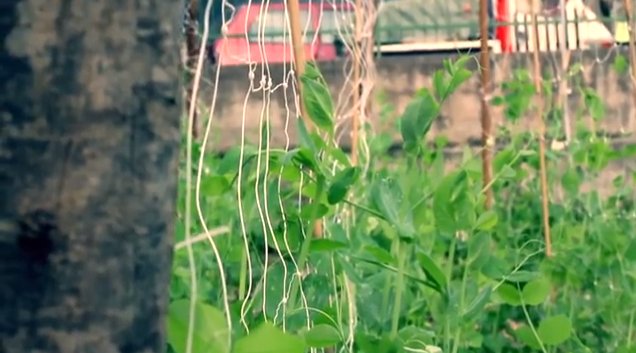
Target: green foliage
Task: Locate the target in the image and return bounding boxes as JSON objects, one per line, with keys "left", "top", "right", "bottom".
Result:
{"left": 167, "top": 300, "right": 229, "bottom": 353}
{"left": 303, "top": 324, "right": 342, "bottom": 348}
{"left": 300, "top": 62, "right": 335, "bottom": 133}
{"left": 233, "top": 322, "right": 305, "bottom": 353}
{"left": 400, "top": 57, "right": 472, "bottom": 153}
{"left": 170, "top": 55, "right": 636, "bottom": 353}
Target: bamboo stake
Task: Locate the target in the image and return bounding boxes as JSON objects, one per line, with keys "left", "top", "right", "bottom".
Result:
{"left": 530, "top": 5, "right": 553, "bottom": 257}
{"left": 287, "top": 0, "right": 307, "bottom": 109}
{"left": 623, "top": 0, "right": 636, "bottom": 133}
{"left": 351, "top": 0, "right": 363, "bottom": 166}
{"left": 558, "top": 0, "right": 572, "bottom": 144}
{"left": 479, "top": 0, "right": 494, "bottom": 209}
{"left": 286, "top": 0, "right": 322, "bottom": 236}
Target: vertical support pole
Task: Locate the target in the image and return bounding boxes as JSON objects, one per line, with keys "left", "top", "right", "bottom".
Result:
{"left": 558, "top": 0, "right": 572, "bottom": 145}
{"left": 530, "top": 1, "right": 553, "bottom": 257}
{"left": 287, "top": 0, "right": 307, "bottom": 108}
{"left": 479, "top": 0, "right": 494, "bottom": 209}
{"left": 286, "top": 0, "right": 322, "bottom": 237}
{"left": 623, "top": 0, "right": 636, "bottom": 132}
{"left": 351, "top": 0, "right": 363, "bottom": 166}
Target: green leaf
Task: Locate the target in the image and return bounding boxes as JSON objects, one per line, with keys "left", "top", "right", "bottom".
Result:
{"left": 200, "top": 175, "right": 231, "bottom": 196}
{"left": 496, "top": 283, "right": 522, "bottom": 306}
{"left": 433, "top": 170, "right": 468, "bottom": 233}
{"left": 561, "top": 167, "right": 581, "bottom": 194}
{"left": 327, "top": 146, "right": 351, "bottom": 167}
{"left": 522, "top": 278, "right": 551, "bottom": 306}
{"left": 515, "top": 325, "right": 542, "bottom": 349}
{"left": 233, "top": 322, "right": 306, "bottom": 353}
{"left": 583, "top": 88, "right": 605, "bottom": 121}
{"left": 364, "top": 245, "right": 396, "bottom": 265}
{"left": 300, "top": 69, "right": 335, "bottom": 133}
{"left": 399, "top": 90, "right": 439, "bottom": 151}
{"left": 297, "top": 117, "right": 317, "bottom": 154}
{"left": 167, "top": 300, "right": 230, "bottom": 353}
{"left": 490, "top": 96, "right": 505, "bottom": 105}
{"left": 304, "top": 324, "right": 342, "bottom": 348}
{"left": 613, "top": 54, "right": 629, "bottom": 75}
{"left": 290, "top": 148, "right": 320, "bottom": 174}
{"left": 433, "top": 70, "right": 447, "bottom": 101}
{"left": 625, "top": 239, "right": 636, "bottom": 261}
{"left": 417, "top": 250, "right": 448, "bottom": 293}
{"left": 310, "top": 239, "right": 348, "bottom": 253}
{"left": 398, "top": 326, "right": 436, "bottom": 346}
{"left": 474, "top": 210, "right": 498, "bottom": 231}
{"left": 303, "top": 62, "right": 323, "bottom": 81}
{"left": 505, "top": 270, "right": 540, "bottom": 283}
{"left": 300, "top": 202, "right": 330, "bottom": 220}
{"left": 370, "top": 178, "right": 415, "bottom": 236}
{"left": 462, "top": 286, "right": 492, "bottom": 321}
{"left": 218, "top": 146, "right": 257, "bottom": 175}
{"left": 537, "top": 315, "right": 572, "bottom": 345}
{"left": 327, "top": 167, "right": 360, "bottom": 204}
{"left": 446, "top": 67, "right": 472, "bottom": 98}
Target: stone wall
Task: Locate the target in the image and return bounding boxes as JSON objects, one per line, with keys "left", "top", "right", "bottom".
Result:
{"left": 201, "top": 48, "right": 634, "bottom": 150}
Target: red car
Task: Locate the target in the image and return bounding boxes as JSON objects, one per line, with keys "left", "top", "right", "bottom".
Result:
{"left": 213, "top": 1, "right": 354, "bottom": 66}
{"left": 211, "top": 0, "right": 614, "bottom": 66}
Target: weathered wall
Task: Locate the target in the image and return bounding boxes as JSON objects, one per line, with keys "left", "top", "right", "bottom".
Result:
{"left": 202, "top": 48, "right": 634, "bottom": 150}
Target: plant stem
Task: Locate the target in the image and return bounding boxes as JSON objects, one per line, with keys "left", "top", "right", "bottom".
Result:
{"left": 391, "top": 240, "right": 406, "bottom": 339}
{"left": 343, "top": 199, "right": 385, "bottom": 220}
{"left": 519, "top": 283, "right": 548, "bottom": 353}
{"left": 444, "top": 236, "right": 457, "bottom": 352}
{"left": 451, "top": 257, "right": 470, "bottom": 353}
{"left": 628, "top": 310, "right": 634, "bottom": 347}
{"left": 288, "top": 176, "right": 326, "bottom": 310}
{"left": 239, "top": 247, "right": 247, "bottom": 301}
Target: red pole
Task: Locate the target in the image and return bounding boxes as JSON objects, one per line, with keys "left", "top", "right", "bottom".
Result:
{"left": 495, "top": 0, "right": 512, "bottom": 52}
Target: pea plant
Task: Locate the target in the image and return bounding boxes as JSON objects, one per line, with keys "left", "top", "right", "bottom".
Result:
{"left": 167, "top": 56, "right": 636, "bottom": 353}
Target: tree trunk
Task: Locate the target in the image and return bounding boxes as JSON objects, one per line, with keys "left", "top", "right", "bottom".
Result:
{"left": 0, "top": 1, "right": 182, "bottom": 352}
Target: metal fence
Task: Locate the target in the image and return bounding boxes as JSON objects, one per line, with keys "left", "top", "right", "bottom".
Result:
{"left": 200, "top": 0, "right": 633, "bottom": 58}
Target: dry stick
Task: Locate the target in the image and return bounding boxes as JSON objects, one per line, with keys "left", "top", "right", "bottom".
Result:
{"left": 185, "top": 0, "right": 200, "bottom": 138}
{"left": 351, "top": 0, "right": 363, "bottom": 166}
{"left": 285, "top": 0, "right": 322, "bottom": 237}
{"left": 479, "top": 0, "right": 494, "bottom": 209}
{"left": 558, "top": 0, "right": 572, "bottom": 144}
{"left": 530, "top": 7, "right": 553, "bottom": 258}
{"left": 623, "top": 0, "right": 636, "bottom": 133}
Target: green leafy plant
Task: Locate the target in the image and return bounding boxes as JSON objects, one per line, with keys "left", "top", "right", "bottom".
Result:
{"left": 169, "top": 55, "right": 636, "bottom": 353}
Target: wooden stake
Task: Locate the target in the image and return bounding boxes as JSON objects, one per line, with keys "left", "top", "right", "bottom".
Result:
{"left": 286, "top": 0, "right": 322, "bottom": 236}
{"left": 479, "top": 0, "right": 494, "bottom": 209}
{"left": 530, "top": 6, "right": 553, "bottom": 257}
{"left": 286, "top": 0, "right": 307, "bottom": 112}
{"left": 351, "top": 0, "right": 363, "bottom": 166}
{"left": 558, "top": 0, "right": 572, "bottom": 144}
{"left": 623, "top": 0, "right": 636, "bottom": 133}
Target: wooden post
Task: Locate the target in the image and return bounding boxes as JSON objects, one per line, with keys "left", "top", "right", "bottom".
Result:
{"left": 351, "top": 0, "right": 363, "bottom": 166}
{"left": 286, "top": 0, "right": 307, "bottom": 114}
{"left": 286, "top": 0, "right": 322, "bottom": 237}
{"left": 624, "top": 0, "right": 636, "bottom": 133}
{"left": 558, "top": 0, "right": 572, "bottom": 144}
{"left": 479, "top": 0, "right": 494, "bottom": 209}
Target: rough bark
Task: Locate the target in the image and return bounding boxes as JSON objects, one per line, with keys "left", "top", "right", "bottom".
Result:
{"left": 0, "top": 1, "right": 182, "bottom": 352}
